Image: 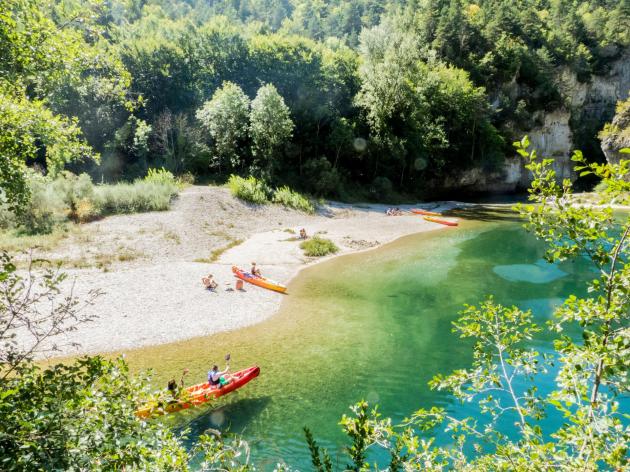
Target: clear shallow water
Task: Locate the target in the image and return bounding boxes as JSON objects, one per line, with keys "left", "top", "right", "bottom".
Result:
{"left": 121, "top": 217, "right": 598, "bottom": 470}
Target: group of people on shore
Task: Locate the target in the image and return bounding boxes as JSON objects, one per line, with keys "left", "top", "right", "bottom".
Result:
{"left": 386, "top": 207, "right": 404, "bottom": 216}
{"left": 200, "top": 228, "right": 308, "bottom": 291}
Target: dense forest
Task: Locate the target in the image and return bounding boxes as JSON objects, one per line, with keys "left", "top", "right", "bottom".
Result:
{"left": 2, "top": 0, "right": 629, "bottom": 206}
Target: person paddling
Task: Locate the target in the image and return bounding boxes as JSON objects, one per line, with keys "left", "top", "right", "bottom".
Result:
{"left": 250, "top": 262, "right": 262, "bottom": 277}
{"left": 208, "top": 356, "right": 230, "bottom": 388}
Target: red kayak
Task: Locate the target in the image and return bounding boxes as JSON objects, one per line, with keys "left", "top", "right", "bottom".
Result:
{"left": 411, "top": 208, "right": 442, "bottom": 216}
{"left": 423, "top": 216, "right": 459, "bottom": 227}
{"left": 135, "top": 366, "right": 260, "bottom": 418}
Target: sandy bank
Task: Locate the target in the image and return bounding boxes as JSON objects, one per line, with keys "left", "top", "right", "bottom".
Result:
{"left": 19, "top": 187, "right": 463, "bottom": 358}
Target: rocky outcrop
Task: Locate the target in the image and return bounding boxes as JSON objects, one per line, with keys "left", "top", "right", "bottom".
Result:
{"left": 600, "top": 98, "right": 630, "bottom": 166}
{"left": 436, "top": 52, "right": 630, "bottom": 195}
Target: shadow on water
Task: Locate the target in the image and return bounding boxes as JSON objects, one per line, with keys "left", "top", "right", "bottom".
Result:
{"left": 445, "top": 204, "right": 524, "bottom": 222}
{"left": 177, "top": 396, "right": 272, "bottom": 446}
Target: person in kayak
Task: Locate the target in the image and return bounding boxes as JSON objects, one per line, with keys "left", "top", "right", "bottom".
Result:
{"left": 208, "top": 364, "right": 230, "bottom": 388}
{"left": 250, "top": 262, "right": 262, "bottom": 277}
{"left": 167, "top": 368, "right": 189, "bottom": 399}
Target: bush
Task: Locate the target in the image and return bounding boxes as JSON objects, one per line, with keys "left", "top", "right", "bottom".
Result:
{"left": 144, "top": 167, "right": 177, "bottom": 186}
{"left": 272, "top": 186, "right": 315, "bottom": 213}
{"left": 95, "top": 181, "right": 177, "bottom": 215}
{"left": 227, "top": 175, "right": 270, "bottom": 204}
{"left": 300, "top": 236, "right": 339, "bottom": 257}
{"left": 15, "top": 172, "right": 64, "bottom": 235}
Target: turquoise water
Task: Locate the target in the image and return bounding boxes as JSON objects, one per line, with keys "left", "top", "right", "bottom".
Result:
{"left": 126, "top": 218, "right": 598, "bottom": 469}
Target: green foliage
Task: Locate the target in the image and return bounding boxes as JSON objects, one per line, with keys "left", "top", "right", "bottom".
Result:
{"left": 144, "top": 167, "right": 178, "bottom": 186}
{"left": 300, "top": 237, "right": 339, "bottom": 257}
{"left": 0, "top": 251, "right": 249, "bottom": 471}
{"left": 227, "top": 175, "right": 271, "bottom": 204}
{"left": 0, "top": 88, "right": 96, "bottom": 212}
{"left": 1, "top": 171, "right": 180, "bottom": 235}
{"left": 197, "top": 81, "right": 251, "bottom": 172}
{"left": 250, "top": 84, "right": 294, "bottom": 179}
{"left": 95, "top": 180, "right": 178, "bottom": 215}
{"left": 272, "top": 186, "right": 315, "bottom": 213}
{"left": 0, "top": 357, "right": 188, "bottom": 471}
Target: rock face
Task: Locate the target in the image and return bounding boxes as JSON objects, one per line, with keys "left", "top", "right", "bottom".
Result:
{"left": 443, "top": 52, "right": 630, "bottom": 194}
{"left": 600, "top": 98, "right": 630, "bottom": 167}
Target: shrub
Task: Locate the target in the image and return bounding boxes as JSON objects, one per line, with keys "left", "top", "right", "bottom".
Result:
{"left": 144, "top": 167, "right": 177, "bottom": 186}
{"left": 94, "top": 181, "right": 176, "bottom": 215}
{"left": 300, "top": 236, "right": 339, "bottom": 257}
{"left": 52, "top": 172, "right": 98, "bottom": 222}
{"left": 15, "top": 173, "right": 64, "bottom": 235}
{"left": 272, "top": 186, "right": 315, "bottom": 213}
{"left": 74, "top": 199, "right": 100, "bottom": 223}
{"left": 227, "top": 175, "right": 270, "bottom": 204}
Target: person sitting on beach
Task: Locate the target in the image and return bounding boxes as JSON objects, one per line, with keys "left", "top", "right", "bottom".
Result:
{"left": 299, "top": 228, "right": 308, "bottom": 239}
{"left": 202, "top": 274, "right": 218, "bottom": 290}
{"left": 386, "top": 208, "right": 393, "bottom": 216}
{"left": 207, "top": 364, "right": 230, "bottom": 388}
{"left": 251, "top": 262, "right": 262, "bottom": 277}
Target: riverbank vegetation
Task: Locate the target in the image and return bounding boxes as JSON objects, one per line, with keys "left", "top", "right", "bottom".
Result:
{"left": 1, "top": 0, "right": 628, "bottom": 212}
{"left": 300, "top": 236, "right": 339, "bottom": 257}
{"left": 228, "top": 175, "right": 315, "bottom": 213}
{"left": 0, "top": 169, "right": 180, "bottom": 237}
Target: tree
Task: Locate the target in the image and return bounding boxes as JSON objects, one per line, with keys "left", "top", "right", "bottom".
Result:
{"left": 305, "top": 140, "right": 630, "bottom": 470}
{"left": 0, "top": 88, "right": 96, "bottom": 211}
{"left": 197, "top": 81, "right": 251, "bottom": 172}
{"left": 249, "top": 83, "right": 294, "bottom": 179}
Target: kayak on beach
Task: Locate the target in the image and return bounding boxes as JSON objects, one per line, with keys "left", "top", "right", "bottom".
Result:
{"left": 232, "top": 266, "right": 287, "bottom": 293}
{"left": 423, "top": 216, "right": 459, "bottom": 227}
{"left": 411, "top": 208, "right": 442, "bottom": 216}
{"left": 135, "top": 365, "right": 260, "bottom": 419}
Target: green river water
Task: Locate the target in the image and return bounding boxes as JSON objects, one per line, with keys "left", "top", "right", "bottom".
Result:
{"left": 122, "top": 213, "right": 598, "bottom": 469}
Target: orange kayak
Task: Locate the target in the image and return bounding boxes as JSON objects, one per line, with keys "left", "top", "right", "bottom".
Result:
{"left": 423, "top": 216, "right": 459, "bottom": 227}
{"left": 232, "top": 266, "right": 287, "bottom": 293}
{"left": 135, "top": 366, "right": 260, "bottom": 419}
{"left": 411, "top": 208, "right": 442, "bottom": 216}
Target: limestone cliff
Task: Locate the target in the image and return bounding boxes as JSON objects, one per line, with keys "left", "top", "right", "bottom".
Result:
{"left": 442, "top": 52, "right": 630, "bottom": 194}
{"left": 600, "top": 98, "right": 630, "bottom": 166}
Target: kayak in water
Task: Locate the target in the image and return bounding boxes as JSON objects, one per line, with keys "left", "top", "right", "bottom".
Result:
{"left": 232, "top": 266, "right": 287, "bottom": 293}
{"left": 411, "top": 208, "right": 442, "bottom": 216}
{"left": 423, "top": 216, "right": 459, "bottom": 227}
{"left": 135, "top": 365, "right": 260, "bottom": 419}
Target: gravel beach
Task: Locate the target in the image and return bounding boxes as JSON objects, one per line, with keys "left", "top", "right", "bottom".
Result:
{"left": 18, "top": 186, "right": 459, "bottom": 358}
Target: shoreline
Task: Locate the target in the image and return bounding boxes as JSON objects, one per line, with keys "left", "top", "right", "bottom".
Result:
{"left": 32, "top": 198, "right": 466, "bottom": 360}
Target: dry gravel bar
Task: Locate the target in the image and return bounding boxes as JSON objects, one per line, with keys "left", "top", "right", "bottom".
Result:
{"left": 13, "top": 186, "right": 460, "bottom": 358}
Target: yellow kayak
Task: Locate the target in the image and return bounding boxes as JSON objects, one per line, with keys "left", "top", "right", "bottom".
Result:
{"left": 232, "top": 266, "right": 287, "bottom": 293}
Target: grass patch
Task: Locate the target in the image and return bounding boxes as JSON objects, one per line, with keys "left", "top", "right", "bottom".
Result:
{"left": 164, "top": 231, "right": 181, "bottom": 244}
{"left": 272, "top": 186, "right": 315, "bottom": 213}
{"left": 0, "top": 225, "right": 73, "bottom": 252}
{"left": 227, "top": 175, "right": 270, "bottom": 204}
{"left": 195, "top": 238, "right": 244, "bottom": 263}
{"left": 227, "top": 175, "right": 315, "bottom": 213}
{"left": 300, "top": 236, "right": 339, "bottom": 257}
{"left": 0, "top": 169, "right": 180, "bottom": 239}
